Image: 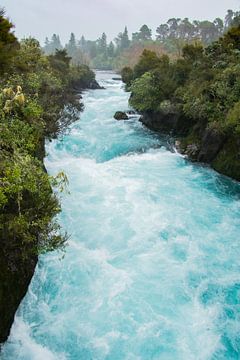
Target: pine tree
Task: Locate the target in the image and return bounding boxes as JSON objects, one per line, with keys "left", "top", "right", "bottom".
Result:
{"left": 66, "top": 33, "right": 77, "bottom": 56}
{"left": 79, "top": 35, "right": 86, "bottom": 50}
{"left": 121, "top": 26, "right": 130, "bottom": 49}
{"left": 50, "top": 34, "right": 63, "bottom": 53}
{"left": 98, "top": 32, "right": 107, "bottom": 56}
{"left": 43, "top": 37, "right": 51, "bottom": 54}
{"left": 108, "top": 41, "right": 115, "bottom": 57}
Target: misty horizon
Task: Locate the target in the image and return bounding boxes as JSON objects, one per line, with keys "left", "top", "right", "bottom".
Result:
{"left": 1, "top": 0, "right": 240, "bottom": 45}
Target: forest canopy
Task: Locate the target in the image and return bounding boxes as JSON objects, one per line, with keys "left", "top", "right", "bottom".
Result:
{"left": 123, "top": 22, "right": 240, "bottom": 180}
{"left": 43, "top": 9, "right": 240, "bottom": 70}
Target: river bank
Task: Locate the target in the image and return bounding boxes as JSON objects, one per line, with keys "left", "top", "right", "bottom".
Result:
{"left": 121, "top": 26, "right": 240, "bottom": 184}
{"left": 0, "top": 25, "right": 100, "bottom": 343}
{"left": 139, "top": 110, "right": 240, "bottom": 182}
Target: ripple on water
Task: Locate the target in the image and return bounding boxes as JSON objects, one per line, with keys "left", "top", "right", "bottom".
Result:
{"left": 2, "top": 71, "right": 240, "bottom": 360}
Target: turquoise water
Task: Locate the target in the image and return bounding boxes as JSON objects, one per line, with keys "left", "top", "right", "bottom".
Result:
{"left": 2, "top": 71, "right": 240, "bottom": 360}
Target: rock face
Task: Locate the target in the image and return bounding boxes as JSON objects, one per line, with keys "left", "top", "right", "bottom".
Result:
{"left": 212, "top": 136, "right": 240, "bottom": 181}
{"left": 197, "top": 128, "right": 226, "bottom": 163}
{"left": 139, "top": 110, "right": 240, "bottom": 181}
{"left": 114, "top": 111, "right": 129, "bottom": 120}
{"left": 75, "top": 93, "right": 82, "bottom": 100}
{"left": 88, "top": 80, "right": 104, "bottom": 90}
{"left": 73, "top": 79, "right": 104, "bottom": 91}
{"left": 0, "top": 250, "right": 37, "bottom": 343}
{"left": 139, "top": 110, "right": 195, "bottom": 136}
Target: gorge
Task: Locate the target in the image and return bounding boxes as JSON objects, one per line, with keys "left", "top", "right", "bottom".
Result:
{"left": 2, "top": 72, "right": 240, "bottom": 359}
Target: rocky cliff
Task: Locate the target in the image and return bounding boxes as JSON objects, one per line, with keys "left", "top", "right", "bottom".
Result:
{"left": 140, "top": 111, "right": 240, "bottom": 182}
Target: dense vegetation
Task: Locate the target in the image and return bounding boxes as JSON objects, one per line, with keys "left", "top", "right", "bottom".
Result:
{"left": 43, "top": 9, "right": 239, "bottom": 70}
{"left": 0, "top": 12, "right": 96, "bottom": 256}
{"left": 155, "top": 9, "right": 239, "bottom": 54}
{"left": 122, "top": 23, "right": 240, "bottom": 180}
{"left": 0, "top": 9, "right": 96, "bottom": 342}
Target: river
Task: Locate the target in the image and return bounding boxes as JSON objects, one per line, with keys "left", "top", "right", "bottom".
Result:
{"left": 2, "top": 71, "right": 240, "bottom": 359}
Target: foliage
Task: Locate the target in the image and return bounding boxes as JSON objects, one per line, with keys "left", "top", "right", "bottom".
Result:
{"left": 121, "top": 67, "right": 134, "bottom": 86}
{"left": 127, "top": 24, "right": 240, "bottom": 140}
{"left": 125, "top": 23, "right": 240, "bottom": 180}
{"left": 0, "top": 11, "right": 97, "bottom": 258}
{"left": 129, "top": 52, "right": 178, "bottom": 111}
{"left": 115, "top": 27, "right": 130, "bottom": 51}
{"left": 0, "top": 9, "right": 18, "bottom": 74}
{"left": 44, "top": 34, "right": 63, "bottom": 55}
{"left": 0, "top": 151, "right": 66, "bottom": 254}
{"left": 133, "top": 50, "right": 162, "bottom": 78}
{"left": 132, "top": 25, "right": 152, "bottom": 42}
{"left": 155, "top": 11, "right": 239, "bottom": 53}
{"left": 0, "top": 82, "right": 66, "bottom": 255}
{"left": 42, "top": 10, "right": 238, "bottom": 71}
{"left": 114, "top": 42, "right": 165, "bottom": 72}
{"left": 226, "top": 101, "right": 240, "bottom": 135}
{"left": 130, "top": 72, "right": 160, "bottom": 111}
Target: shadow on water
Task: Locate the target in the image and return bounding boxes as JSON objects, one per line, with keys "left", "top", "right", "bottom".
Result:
{"left": 181, "top": 158, "right": 240, "bottom": 200}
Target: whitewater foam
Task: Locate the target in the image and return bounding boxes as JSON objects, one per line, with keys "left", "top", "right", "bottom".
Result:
{"left": 2, "top": 71, "right": 240, "bottom": 360}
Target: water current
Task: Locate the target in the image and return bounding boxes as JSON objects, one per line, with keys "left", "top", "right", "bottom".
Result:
{"left": 2, "top": 71, "right": 240, "bottom": 359}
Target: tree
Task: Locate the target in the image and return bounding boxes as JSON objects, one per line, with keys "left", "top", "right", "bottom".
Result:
{"left": 226, "top": 101, "right": 240, "bottom": 135}
{"left": 121, "top": 26, "right": 130, "bottom": 49}
{"left": 230, "top": 13, "right": 240, "bottom": 28}
{"left": 0, "top": 9, "right": 18, "bottom": 74}
{"left": 155, "top": 14, "right": 228, "bottom": 53}
{"left": 139, "top": 25, "right": 152, "bottom": 41}
{"left": 225, "top": 9, "right": 234, "bottom": 29}
{"left": 129, "top": 72, "right": 158, "bottom": 111}
{"left": 65, "top": 33, "right": 88, "bottom": 66}
{"left": 43, "top": 37, "right": 51, "bottom": 54}
{"left": 198, "top": 20, "right": 219, "bottom": 44}
{"left": 182, "top": 43, "right": 204, "bottom": 62}
{"left": 132, "top": 25, "right": 152, "bottom": 42}
{"left": 130, "top": 65, "right": 176, "bottom": 112}
{"left": 108, "top": 41, "right": 115, "bottom": 57}
{"left": 156, "top": 24, "right": 169, "bottom": 41}
{"left": 121, "top": 66, "right": 134, "bottom": 85}
{"left": 167, "top": 18, "right": 181, "bottom": 38}
{"left": 87, "top": 41, "right": 97, "bottom": 58}
{"left": 51, "top": 34, "right": 62, "bottom": 51}
{"left": 214, "top": 18, "right": 224, "bottom": 38}
{"left": 133, "top": 49, "right": 161, "bottom": 78}
{"left": 42, "top": 34, "right": 62, "bottom": 55}
{"left": 115, "top": 26, "right": 130, "bottom": 53}
{"left": 66, "top": 32, "right": 77, "bottom": 56}
{"left": 140, "top": 25, "right": 152, "bottom": 41}
{"left": 14, "top": 38, "right": 42, "bottom": 72}
{"left": 48, "top": 49, "right": 71, "bottom": 74}
{"left": 178, "top": 18, "right": 195, "bottom": 40}
{"left": 79, "top": 35, "right": 86, "bottom": 49}
{"left": 98, "top": 32, "right": 107, "bottom": 56}
{"left": 222, "top": 25, "right": 240, "bottom": 50}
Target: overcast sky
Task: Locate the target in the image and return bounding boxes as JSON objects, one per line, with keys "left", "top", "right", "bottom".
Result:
{"left": 1, "top": 0, "right": 240, "bottom": 45}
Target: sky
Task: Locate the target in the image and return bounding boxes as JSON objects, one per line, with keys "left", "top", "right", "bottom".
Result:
{"left": 1, "top": 0, "right": 240, "bottom": 45}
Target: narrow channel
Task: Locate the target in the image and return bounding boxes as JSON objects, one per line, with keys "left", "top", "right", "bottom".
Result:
{"left": 3, "top": 71, "right": 240, "bottom": 360}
